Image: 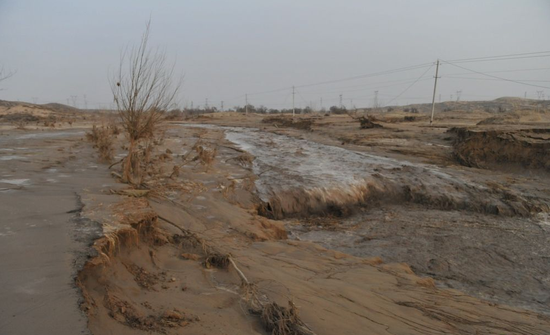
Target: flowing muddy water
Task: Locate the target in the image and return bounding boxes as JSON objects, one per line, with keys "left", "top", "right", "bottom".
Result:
{"left": 185, "top": 124, "right": 545, "bottom": 218}
{"left": 184, "top": 123, "right": 550, "bottom": 314}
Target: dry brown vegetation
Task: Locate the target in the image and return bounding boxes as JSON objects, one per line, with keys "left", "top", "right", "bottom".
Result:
{"left": 262, "top": 116, "right": 315, "bottom": 131}
{"left": 347, "top": 112, "right": 383, "bottom": 129}
{"left": 111, "top": 21, "right": 181, "bottom": 184}
{"left": 86, "top": 125, "right": 115, "bottom": 162}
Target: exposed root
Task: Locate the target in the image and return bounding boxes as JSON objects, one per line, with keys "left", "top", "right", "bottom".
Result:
{"left": 260, "top": 301, "right": 315, "bottom": 335}
{"left": 204, "top": 253, "right": 230, "bottom": 269}
{"left": 104, "top": 293, "right": 195, "bottom": 332}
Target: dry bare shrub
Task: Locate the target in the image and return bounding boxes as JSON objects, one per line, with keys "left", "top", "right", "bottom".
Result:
{"left": 0, "top": 66, "right": 15, "bottom": 83}
{"left": 193, "top": 144, "right": 217, "bottom": 170}
{"left": 86, "top": 125, "right": 100, "bottom": 142}
{"left": 109, "top": 123, "right": 121, "bottom": 135}
{"left": 86, "top": 125, "right": 114, "bottom": 162}
{"left": 111, "top": 20, "right": 182, "bottom": 184}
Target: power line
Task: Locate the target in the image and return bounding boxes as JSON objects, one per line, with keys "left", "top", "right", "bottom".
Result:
{"left": 217, "top": 51, "right": 550, "bottom": 109}
{"left": 383, "top": 64, "right": 434, "bottom": 107}
{"left": 447, "top": 50, "right": 550, "bottom": 63}
{"left": 443, "top": 76, "right": 550, "bottom": 83}
{"left": 448, "top": 54, "right": 550, "bottom": 64}
{"left": 296, "top": 77, "right": 434, "bottom": 96}
{"left": 295, "top": 89, "right": 309, "bottom": 107}
{"left": 295, "top": 62, "right": 434, "bottom": 89}
{"left": 233, "top": 61, "right": 434, "bottom": 100}
{"left": 444, "top": 66, "right": 550, "bottom": 76}
{"left": 440, "top": 60, "right": 550, "bottom": 89}
{"left": 218, "top": 65, "right": 550, "bottom": 105}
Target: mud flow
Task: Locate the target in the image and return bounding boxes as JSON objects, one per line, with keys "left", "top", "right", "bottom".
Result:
{"left": 185, "top": 124, "right": 550, "bottom": 315}
{"left": 188, "top": 125, "right": 548, "bottom": 219}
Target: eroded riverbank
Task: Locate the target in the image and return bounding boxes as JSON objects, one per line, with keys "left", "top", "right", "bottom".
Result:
{"left": 184, "top": 123, "right": 550, "bottom": 314}
{"left": 6, "top": 122, "right": 549, "bottom": 335}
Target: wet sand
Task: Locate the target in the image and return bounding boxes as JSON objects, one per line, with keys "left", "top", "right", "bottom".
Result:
{"left": 0, "top": 129, "right": 115, "bottom": 334}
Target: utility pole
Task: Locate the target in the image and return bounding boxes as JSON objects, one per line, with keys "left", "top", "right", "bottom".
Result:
{"left": 245, "top": 94, "right": 248, "bottom": 115}
{"left": 429, "top": 59, "right": 440, "bottom": 126}
{"left": 339, "top": 94, "right": 343, "bottom": 109}
{"left": 191, "top": 101, "right": 194, "bottom": 110}
{"left": 205, "top": 98, "right": 209, "bottom": 109}
{"left": 373, "top": 90, "right": 379, "bottom": 110}
{"left": 221, "top": 101, "right": 224, "bottom": 112}
{"left": 456, "top": 90, "right": 462, "bottom": 102}
{"left": 292, "top": 86, "right": 295, "bottom": 117}
{"left": 83, "top": 94, "right": 88, "bottom": 110}
{"left": 320, "top": 97, "right": 323, "bottom": 111}
{"left": 537, "top": 90, "right": 543, "bottom": 100}
{"left": 524, "top": 91, "right": 527, "bottom": 99}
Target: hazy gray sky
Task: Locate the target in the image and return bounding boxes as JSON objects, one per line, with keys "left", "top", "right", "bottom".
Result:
{"left": 1, "top": 0, "right": 549, "bottom": 109}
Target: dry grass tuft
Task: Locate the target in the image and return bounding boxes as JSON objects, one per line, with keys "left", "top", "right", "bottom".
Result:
{"left": 227, "top": 152, "right": 254, "bottom": 169}
{"left": 86, "top": 125, "right": 115, "bottom": 162}
{"left": 194, "top": 144, "right": 217, "bottom": 170}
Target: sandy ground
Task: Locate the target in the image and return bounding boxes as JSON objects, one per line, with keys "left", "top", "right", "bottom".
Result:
{"left": 2, "top": 103, "right": 550, "bottom": 334}
{"left": 0, "top": 128, "right": 117, "bottom": 334}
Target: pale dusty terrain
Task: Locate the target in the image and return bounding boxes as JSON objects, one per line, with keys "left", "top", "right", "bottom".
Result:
{"left": 1, "top": 100, "right": 550, "bottom": 334}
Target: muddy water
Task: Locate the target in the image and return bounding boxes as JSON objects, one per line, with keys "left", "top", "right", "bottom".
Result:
{"left": 185, "top": 124, "right": 542, "bottom": 217}
{"left": 184, "top": 124, "right": 550, "bottom": 314}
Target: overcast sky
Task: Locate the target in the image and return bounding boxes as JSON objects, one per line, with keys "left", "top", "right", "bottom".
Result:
{"left": 1, "top": 0, "right": 549, "bottom": 110}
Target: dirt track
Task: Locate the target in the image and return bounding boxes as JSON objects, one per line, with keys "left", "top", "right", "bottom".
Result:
{"left": 0, "top": 129, "right": 114, "bottom": 334}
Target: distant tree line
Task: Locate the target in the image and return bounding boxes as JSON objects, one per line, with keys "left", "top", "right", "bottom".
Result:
{"left": 165, "top": 104, "right": 352, "bottom": 118}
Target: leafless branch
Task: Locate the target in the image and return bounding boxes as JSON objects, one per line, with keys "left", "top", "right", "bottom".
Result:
{"left": 110, "top": 20, "right": 183, "bottom": 183}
